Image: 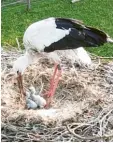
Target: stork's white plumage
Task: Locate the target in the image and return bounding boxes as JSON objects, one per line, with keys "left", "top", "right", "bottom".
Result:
{"left": 13, "top": 17, "right": 113, "bottom": 107}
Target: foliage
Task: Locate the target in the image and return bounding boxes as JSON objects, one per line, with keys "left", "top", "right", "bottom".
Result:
{"left": 1, "top": 0, "right": 113, "bottom": 56}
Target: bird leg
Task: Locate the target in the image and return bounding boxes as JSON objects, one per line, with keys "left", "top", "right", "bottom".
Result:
{"left": 43, "top": 63, "right": 58, "bottom": 96}
{"left": 43, "top": 64, "right": 62, "bottom": 107}
{"left": 17, "top": 71, "right": 26, "bottom": 98}
{"left": 48, "top": 63, "right": 59, "bottom": 94}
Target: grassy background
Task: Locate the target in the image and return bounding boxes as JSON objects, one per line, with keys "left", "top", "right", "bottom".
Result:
{"left": 1, "top": 0, "right": 113, "bottom": 56}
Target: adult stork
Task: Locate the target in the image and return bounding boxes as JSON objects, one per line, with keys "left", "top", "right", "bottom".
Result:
{"left": 13, "top": 17, "right": 113, "bottom": 107}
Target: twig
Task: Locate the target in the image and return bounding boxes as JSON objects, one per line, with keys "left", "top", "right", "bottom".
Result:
{"left": 89, "top": 52, "right": 113, "bottom": 59}
{"left": 66, "top": 124, "right": 113, "bottom": 140}
{"left": 1, "top": 67, "right": 7, "bottom": 76}
{"left": 16, "top": 38, "right": 21, "bottom": 51}
{"left": 1, "top": 134, "right": 9, "bottom": 139}
{"left": 92, "top": 57, "right": 113, "bottom": 60}
{"left": 101, "top": 109, "right": 113, "bottom": 122}
{"left": 39, "top": 79, "right": 44, "bottom": 95}
{"left": 94, "top": 57, "right": 101, "bottom": 70}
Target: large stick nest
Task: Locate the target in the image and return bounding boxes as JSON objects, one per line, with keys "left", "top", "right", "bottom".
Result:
{"left": 1, "top": 49, "right": 113, "bottom": 142}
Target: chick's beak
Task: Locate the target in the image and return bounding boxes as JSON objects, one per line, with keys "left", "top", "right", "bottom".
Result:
{"left": 17, "top": 71, "right": 26, "bottom": 96}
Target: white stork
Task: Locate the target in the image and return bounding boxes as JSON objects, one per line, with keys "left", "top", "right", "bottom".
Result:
{"left": 13, "top": 17, "right": 113, "bottom": 107}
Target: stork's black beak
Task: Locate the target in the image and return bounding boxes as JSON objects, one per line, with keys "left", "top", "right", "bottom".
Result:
{"left": 17, "top": 71, "right": 26, "bottom": 96}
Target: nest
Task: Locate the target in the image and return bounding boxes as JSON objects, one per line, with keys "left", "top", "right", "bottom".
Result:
{"left": 1, "top": 49, "right": 113, "bottom": 142}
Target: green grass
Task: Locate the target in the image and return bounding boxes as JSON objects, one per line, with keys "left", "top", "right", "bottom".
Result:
{"left": 1, "top": 0, "right": 113, "bottom": 56}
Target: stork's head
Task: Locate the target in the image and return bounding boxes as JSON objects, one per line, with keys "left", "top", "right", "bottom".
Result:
{"left": 13, "top": 55, "right": 29, "bottom": 76}
{"left": 13, "top": 53, "right": 31, "bottom": 95}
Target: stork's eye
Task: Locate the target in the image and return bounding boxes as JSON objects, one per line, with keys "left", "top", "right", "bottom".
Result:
{"left": 17, "top": 70, "right": 19, "bottom": 74}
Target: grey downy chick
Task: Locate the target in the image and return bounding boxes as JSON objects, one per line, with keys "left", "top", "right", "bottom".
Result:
{"left": 29, "top": 86, "right": 46, "bottom": 109}
{"left": 29, "top": 86, "right": 36, "bottom": 95}
{"left": 26, "top": 91, "right": 37, "bottom": 109}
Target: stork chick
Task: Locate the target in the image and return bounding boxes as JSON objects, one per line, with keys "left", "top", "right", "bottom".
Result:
{"left": 26, "top": 91, "right": 37, "bottom": 109}
{"left": 29, "top": 86, "right": 36, "bottom": 95}
{"left": 29, "top": 86, "right": 46, "bottom": 109}
{"left": 30, "top": 93, "right": 46, "bottom": 109}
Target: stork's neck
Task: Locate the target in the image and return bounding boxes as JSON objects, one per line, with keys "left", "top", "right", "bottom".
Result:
{"left": 24, "top": 51, "right": 34, "bottom": 65}
{"left": 13, "top": 50, "right": 37, "bottom": 75}
{"left": 21, "top": 51, "right": 35, "bottom": 74}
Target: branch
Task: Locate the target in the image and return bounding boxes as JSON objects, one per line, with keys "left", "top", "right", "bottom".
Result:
{"left": 66, "top": 124, "right": 113, "bottom": 140}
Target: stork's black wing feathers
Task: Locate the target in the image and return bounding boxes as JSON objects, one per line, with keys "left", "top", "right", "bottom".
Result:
{"left": 55, "top": 17, "right": 84, "bottom": 30}
{"left": 44, "top": 18, "right": 108, "bottom": 53}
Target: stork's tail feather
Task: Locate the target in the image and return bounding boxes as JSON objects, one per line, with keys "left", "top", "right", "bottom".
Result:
{"left": 107, "top": 37, "right": 113, "bottom": 43}
{"left": 84, "top": 26, "right": 113, "bottom": 47}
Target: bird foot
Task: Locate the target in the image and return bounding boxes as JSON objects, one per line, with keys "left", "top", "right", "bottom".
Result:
{"left": 44, "top": 103, "right": 51, "bottom": 109}
{"left": 44, "top": 100, "right": 55, "bottom": 109}
{"left": 42, "top": 91, "right": 55, "bottom": 109}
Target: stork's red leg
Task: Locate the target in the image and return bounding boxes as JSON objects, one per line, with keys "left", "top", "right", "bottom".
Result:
{"left": 43, "top": 64, "right": 61, "bottom": 107}
{"left": 43, "top": 63, "right": 59, "bottom": 96}
{"left": 17, "top": 72, "right": 26, "bottom": 96}
{"left": 48, "top": 63, "right": 59, "bottom": 95}
{"left": 49, "top": 65, "right": 61, "bottom": 97}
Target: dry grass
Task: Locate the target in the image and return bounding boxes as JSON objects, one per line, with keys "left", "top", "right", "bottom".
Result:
{"left": 1, "top": 49, "right": 113, "bottom": 142}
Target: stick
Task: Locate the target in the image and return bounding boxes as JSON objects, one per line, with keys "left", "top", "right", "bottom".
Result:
{"left": 66, "top": 124, "right": 113, "bottom": 140}
{"left": 39, "top": 80, "right": 44, "bottom": 95}
{"left": 16, "top": 38, "right": 21, "bottom": 51}
{"left": 88, "top": 52, "right": 113, "bottom": 59}
{"left": 92, "top": 57, "right": 113, "bottom": 60}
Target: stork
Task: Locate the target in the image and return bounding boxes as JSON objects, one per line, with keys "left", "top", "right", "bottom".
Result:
{"left": 13, "top": 17, "right": 113, "bottom": 107}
